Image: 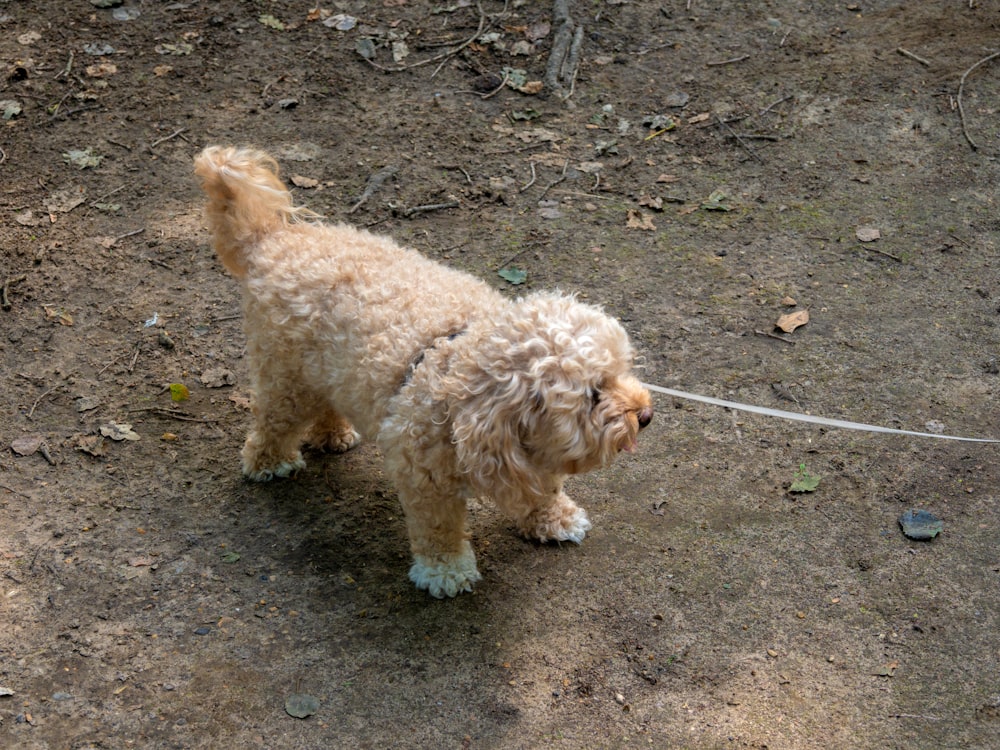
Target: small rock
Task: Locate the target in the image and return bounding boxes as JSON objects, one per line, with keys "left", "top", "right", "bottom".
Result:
{"left": 899, "top": 509, "right": 943, "bottom": 541}
{"left": 285, "top": 693, "right": 320, "bottom": 719}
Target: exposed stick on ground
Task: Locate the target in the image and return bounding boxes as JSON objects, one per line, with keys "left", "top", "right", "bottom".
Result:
{"left": 759, "top": 94, "right": 792, "bottom": 116}
{"left": 715, "top": 115, "right": 763, "bottom": 162}
{"left": 896, "top": 47, "right": 931, "bottom": 66}
{"left": 957, "top": 50, "right": 1000, "bottom": 150}
{"left": 348, "top": 165, "right": 399, "bottom": 214}
{"left": 544, "top": 0, "right": 583, "bottom": 101}
{"left": 754, "top": 330, "right": 795, "bottom": 345}
{"left": 361, "top": 0, "right": 508, "bottom": 77}
{"left": 27, "top": 386, "right": 63, "bottom": 420}
{"left": 114, "top": 228, "right": 145, "bottom": 244}
{"left": 537, "top": 159, "right": 570, "bottom": 200}
{"left": 402, "top": 200, "right": 460, "bottom": 218}
{"left": 149, "top": 128, "right": 188, "bottom": 150}
{"left": 706, "top": 54, "right": 750, "bottom": 67}
{"left": 519, "top": 161, "right": 538, "bottom": 193}
{"left": 1, "top": 274, "right": 27, "bottom": 311}
{"left": 0, "top": 483, "right": 31, "bottom": 500}
{"left": 89, "top": 185, "right": 126, "bottom": 208}
{"left": 128, "top": 407, "right": 220, "bottom": 423}
{"left": 860, "top": 244, "right": 903, "bottom": 262}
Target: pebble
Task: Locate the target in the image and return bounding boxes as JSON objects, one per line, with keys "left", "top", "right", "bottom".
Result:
{"left": 898, "top": 509, "right": 943, "bottom": 540}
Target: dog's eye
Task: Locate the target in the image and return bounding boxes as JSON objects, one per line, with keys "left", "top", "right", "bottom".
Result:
{"left": 590, "top": 388, "right": 601, "bottom": 408}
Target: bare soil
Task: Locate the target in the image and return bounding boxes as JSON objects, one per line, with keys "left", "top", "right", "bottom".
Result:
{"left": 2, "top": 2, "right": 1000, "bottom": 748}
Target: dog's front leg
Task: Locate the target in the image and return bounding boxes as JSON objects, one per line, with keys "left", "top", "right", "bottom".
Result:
{"left": 495, "top": 477, "right": 592, "bottom": 545}
{"left": 398, "top": 486, "right": 482, "bottom": 598}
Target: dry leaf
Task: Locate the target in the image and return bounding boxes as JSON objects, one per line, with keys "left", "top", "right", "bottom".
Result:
{"left": 43, "top": 306, "right": 74, "bottom": 326}
{"left": 100, "top": 421, "right": 140, "bottom": 441}
{"left": 45, "top": 188, "right": 87, "bottom": 213}
{"left": 11, "top": 435, "right": 44, "bottom": 456}
{"left": 855, "top": 226, "right": 881, "bottom": 242}
{"left": 656, "top": 174, "right": 679, "bottom": 183}
{"left": 626, "top": 209, "right": 656, "bottom": 231}
{"left": 688, "top": 112, "right": 711, "bottom": 124}
{"left": 200, "top": 368, "right": 236, "bottom": 388}
{"left": 73, "top": 434, "right": 106, "bottom": 456}
{"left": 873, "top": 659, "right": 899, "bottom": 677}
{"left": 638, "top": 194, "right": 664, "bottom": 211}
{"left": 290, "top": 175, "right": 319, "bottom": 188}
{"left": 776, "top": 309, "right": 809, "bottom": 333}
{"left": 85, "top": 62, "right": 117, "bottom": 78}
{"left": 229, "top": 393, "right": 252, "bottom": 410}
{"left": 780, "top": 296, "right": 797, "bottom": 307}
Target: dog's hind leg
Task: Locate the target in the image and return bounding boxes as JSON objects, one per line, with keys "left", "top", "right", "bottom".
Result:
{"left": 306, "top": 409, "right": 361, "bottom": 453}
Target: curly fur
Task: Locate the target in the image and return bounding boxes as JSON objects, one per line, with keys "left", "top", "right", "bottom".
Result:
{"left": 194, "top": 145, "right": 653, "bottom": 598}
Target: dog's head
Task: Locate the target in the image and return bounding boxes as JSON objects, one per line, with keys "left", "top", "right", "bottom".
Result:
{"left": 450, "top": 293, "right": 652, "bottom": 498}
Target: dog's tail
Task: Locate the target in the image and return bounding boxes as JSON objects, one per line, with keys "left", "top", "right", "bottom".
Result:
{"left": 193, "top": 146, "right": 313, "bottom": 278}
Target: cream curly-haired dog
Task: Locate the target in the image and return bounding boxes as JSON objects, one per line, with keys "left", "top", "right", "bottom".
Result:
{"left": 194, "top": 146, "right": 653, "bottom": 598}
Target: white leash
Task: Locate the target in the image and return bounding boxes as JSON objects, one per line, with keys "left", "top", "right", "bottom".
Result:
{"left": 642, "top": 383, "right": 1000, "bottom": 444}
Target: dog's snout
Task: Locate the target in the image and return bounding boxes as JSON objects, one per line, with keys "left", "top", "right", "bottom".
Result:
{"left": 637, "top": 406, "right": 653, "bottom": 429}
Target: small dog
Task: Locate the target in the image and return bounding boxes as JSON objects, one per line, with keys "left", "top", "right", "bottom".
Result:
{"left": 194, "top": 146, "right": 652, "bottom": 597}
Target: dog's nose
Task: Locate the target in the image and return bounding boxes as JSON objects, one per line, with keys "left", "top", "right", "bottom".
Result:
{"left": 638, "top": 406, "right": 653, "bottom": 429}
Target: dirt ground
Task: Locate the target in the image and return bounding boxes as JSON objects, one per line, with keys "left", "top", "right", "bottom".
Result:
{"left": 2, "top": 1, "right": 999, "bottom": 748}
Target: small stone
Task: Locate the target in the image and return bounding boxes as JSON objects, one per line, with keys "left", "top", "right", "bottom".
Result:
{"left": 899, "top": 509, "right": 943, "bottom": 540}
{"left": 285, "top": 693, "right": 320, "bottom": 719}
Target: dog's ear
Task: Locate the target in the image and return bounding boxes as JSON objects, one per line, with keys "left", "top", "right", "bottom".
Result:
{"left": 450, "top": 372, "right": 547, "bottom": 500}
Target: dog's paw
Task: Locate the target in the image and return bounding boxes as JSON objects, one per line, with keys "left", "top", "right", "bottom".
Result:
{"left": 308, "top": 427, "right": 361, "bottom": 454}
{"left": 522, "top": 500, "right": 592, "bottom": 545}
{"left": 409, "top": 545, "right": 482, "bottom": 599}
{"left": 242, "top": 453, "right": 306, "bottom": 482}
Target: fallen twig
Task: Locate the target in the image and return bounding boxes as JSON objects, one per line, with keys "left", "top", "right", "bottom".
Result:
{"left": 402, "top": 200, "right": 460, "bottom": 218}
{"left": 362, "top": 0, "right": 507, "bottom": 78}
{"left": 128, "top": 407, "right": 219, "bottom": 423}
{"left": 957, "top": 50, "right": 1000, "bottom": 151}
{"left": 55, "top": 50, "right": 74, "bottom": 80}
{"left": 889, "top": 713, "right": 943, "bottom": 721}
{"left": 544, "top": 0, "right": 583, "bottom": 100}
{"left": 759, "top": 95, "right": 792, "bottom": 117}
{"left": 148, "top": 127, "right": 188, "bottom": 150}
{"left": 114, "top": 228, "right": 145, "bottom": 243}
{"left": 89, "top": 185, "right": 126, "bottom": 208}
{"left": 457, "top": 70, "right": 509, "bottom": 99}
{"left": 0, "top": 483, "right": 32, "bottom": 500}
{"left": 27, "top": 386, "right": 63, "bottom": 420}
{"left": 706, "top": 54, "right": 750, "bottom": 67}
{"left": 715, "top": 115, "right": 763, "bottom": 163}
{"left": 537, "top": 160, "right": 570, "bottom": 201}
{"left": 896, "top": 47, "right": 930, "bottom": 67}
{"left": 860, "top": 244, "right": 902, "bottom": 262}
{"left": 2, "top": 274, "right": 27, "bottom": 311}
{"left": 519, "top": 161, "right": 538, "bottom": 193}
{"left": 348, "top": 165, "right": 399, "bottom": 214}
{"left": 754, "top": 330, "right": 795, "bottom": 345}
